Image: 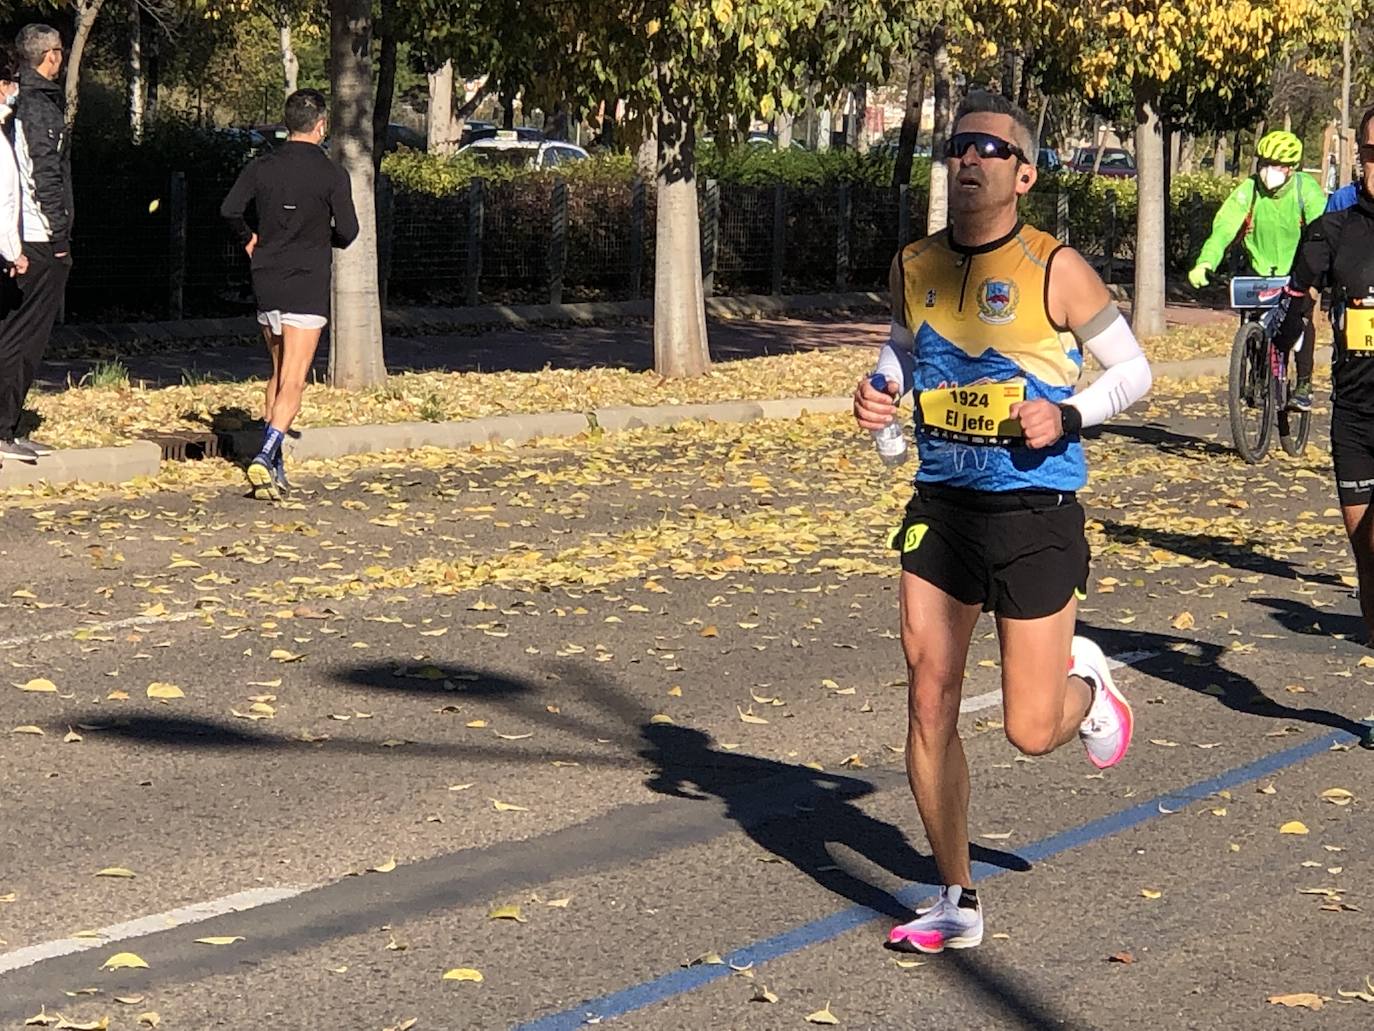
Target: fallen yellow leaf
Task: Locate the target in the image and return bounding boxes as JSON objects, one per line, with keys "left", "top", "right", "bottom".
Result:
{"left": 1140, "top": 888, "right": 1162, "bottom": 900}
{"left": 369, "top": 858, "right": 398, "bottom": 874}
{"left": 491, "top": 799, "right": 529, "bottom": 812}
{"left": 1279, "top": 821, "right": 1310, "bottom": 835}
{"left": 806, "top": 1002, "right": 840, "bottom": 1025}
{"left": 101, "top": 951, "right": 149, "bottom": 970}
{"left": 146, "top": 682, "right": 184, "bottom": 700}
{"left": 442, "top": 967, "right": 484, "bottom": 982}
{"left": 12, "top": 725, "right": 44, "bottom": 735}
{"left": 15, "top": 678, "right": 57, "bottom": 693}
{"left": 95, "top": 867, "right": 136, "bottom": 879}
{"left": 194, "top": 936, "right": 244, "bottom": 946}
{"left": 487, "top": 903, "right": 527, "bottom": 922}
{"left": 1267, "top": 993, "right": 1324, "bottom": 1010}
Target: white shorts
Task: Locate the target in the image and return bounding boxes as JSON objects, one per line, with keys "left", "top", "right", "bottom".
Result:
{"left": 257, "top": 310, "right": 328, "bottom": 336}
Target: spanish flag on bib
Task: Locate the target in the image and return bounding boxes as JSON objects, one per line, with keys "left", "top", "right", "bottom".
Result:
{"left": 898, "top": 222, "right": 1086, "bottom": 492}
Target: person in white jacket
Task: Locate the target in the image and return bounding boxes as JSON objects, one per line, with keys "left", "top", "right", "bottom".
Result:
{"left": 0, "top": 48, "right": 26, "bottom": 279}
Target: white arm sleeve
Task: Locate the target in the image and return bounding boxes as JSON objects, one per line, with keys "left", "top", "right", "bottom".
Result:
{"left": 0, "top": 143, "right": 20, "bottom": 264}
{"left": 1065, "top": 310, "right": 1152, "bottom": 427}
{"left": 873, "top": 322, "right": 916, "bottom": 398}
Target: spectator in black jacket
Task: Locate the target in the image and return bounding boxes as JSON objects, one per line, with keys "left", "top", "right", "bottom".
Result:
{"left": 221, "top": 88, "right": 358, "bottom": 499}
{"left": 0, "top": 23, "right": 69, "bottom": 462}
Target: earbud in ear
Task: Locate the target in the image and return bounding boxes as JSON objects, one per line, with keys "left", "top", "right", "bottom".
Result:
{"left": 1021, "top": 174, "right": 1031, "bottom": 184}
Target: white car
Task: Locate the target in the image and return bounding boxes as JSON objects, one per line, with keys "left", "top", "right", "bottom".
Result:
{"left": 458, "top": 133, "right": 589, "bottom": 169}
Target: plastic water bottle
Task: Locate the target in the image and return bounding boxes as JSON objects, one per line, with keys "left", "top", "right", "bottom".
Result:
{"left": 868, "top": 373, "right": 909, "bottom": 467}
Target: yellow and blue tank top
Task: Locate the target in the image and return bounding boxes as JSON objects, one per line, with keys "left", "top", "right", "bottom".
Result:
{"left": 898, "top": 222, "right": 1086, "bottom": 492}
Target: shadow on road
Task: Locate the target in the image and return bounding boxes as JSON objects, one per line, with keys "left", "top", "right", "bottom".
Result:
{"left": 1095, "top": 517, "right": 1345, "bottom": 588}
{"left": 1089, "top": 420, "right": 1233, "bottom": 459}
{"left": 1251, "top": 594, "right": 1367, "bottom": 644}
{"left": 639, "top": 722, "right": 1029, "bottom": 923}
{"left": 1081, "top": 623, "right": 1369, "bottom": 739}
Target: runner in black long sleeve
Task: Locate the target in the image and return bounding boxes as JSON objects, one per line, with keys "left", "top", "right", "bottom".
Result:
{"left": 221, "top": 89, "right": 358, "bottom": 499}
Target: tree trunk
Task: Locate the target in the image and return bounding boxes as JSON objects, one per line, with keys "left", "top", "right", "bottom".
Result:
{"left": 851, "top": 86, "right": 867, "bottom": 152}
{"left": 427, "top": 60, "right": 458, "bottom": 156}
{"left": 279, "top": 19, "right": 299, "bottom": 95}
{"left": 372, "top": 0, "right": 398, "bottom": 172}
{"left": 1132, "top": 92, "right": 1167, "bottom": 338}
{"left": 1035, "top": 94, "right": 1049, "bottom": 151}
{"left": 128, "top": 0, "right": 143, "bottom": 143}
{"left": 501, "top": 92, "right": 515, "bottom": 130}
{"left": 1017, "top": 49, "right": 1033, "bottom": 110}
{"left": 1179, "top": 133, "right": 1194, "bottom": 175}
{"left": 653, "top": 65, "right": 709, "bottom": 378}
{"left": 454, "top": 81, "right": 491, "bottom": 145}
{"left": 1213, "top": 134, "right": 1227, "bottom": 176}
{"left": 894, "top": 56, "right": 927, "bottom": 187}
{"left": 927, "top": 25, "right": 952, "bottom": 233}
{"left": 328, "top": 0, "right": 386, "bottom": 390}
{"left": 635, "top": 124, "right": 656, "bottom": 177}
{"left": 775, "top": 110, "right": 794, "bottom": 149}
{"left": 66, "top": 0, "right": 106, "bottom": 130}
{"left": 1091, "top": 117, "right": 1107, "bottom": 175}
{"left": 145, "top": 28, "right": 159, "bottom": 124}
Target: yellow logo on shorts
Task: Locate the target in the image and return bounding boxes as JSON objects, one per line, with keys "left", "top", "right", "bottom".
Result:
{"left": 903, "top": 523, "right": 929, "bottom": 553}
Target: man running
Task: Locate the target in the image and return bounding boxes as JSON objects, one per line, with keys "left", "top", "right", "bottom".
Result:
{"left": 220, "top": 88, "right": 357, "bottom": 498}
{"left": 1188, "top": 130, "right": 1326, "bottom": 411}
{"left": 1274, "top": 108, "right": 1374, "bottom": 743}
{"left": 852, "top": 91, "right": 1153, "bottom": 952}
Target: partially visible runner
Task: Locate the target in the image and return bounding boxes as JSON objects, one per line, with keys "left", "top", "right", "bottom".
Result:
{"left": 220, "top": 88, "right": 358, "bottom": 499}
{"left": 852, "top": 91, "right": 1153, "bottom": 952}
{"left": 1274, "top": 106, "right": 1374, "bottom": 750}
{"left": 1188, "top": 130, "right": 1326, "bottom": 412}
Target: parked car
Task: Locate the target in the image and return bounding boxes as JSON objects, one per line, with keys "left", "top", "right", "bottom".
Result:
{"left": 1068, "top": 146, "right": 1137, "bottom": 177}
{"left": 1037, "top": 147, "right": 1062, "bottom": 172}
{"left": 462, "top": 125, "right": 544, "bottom": 145}
{"left": 458, "top": 133, "right": 590, "bottom": 169}
{"left": 249, "top": 122, "right": 425, "bottom": 154}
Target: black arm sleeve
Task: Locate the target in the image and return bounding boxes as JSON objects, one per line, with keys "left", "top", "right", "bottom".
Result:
{"left": 1272, "top": 218, "right": 1332, "bottom": 350}
{"left": 219, "top": 161, "right": 258, "bottom": 246}
{"left": 23, "top": 116, "right": 70, "bottom": 250}
{"left": 329, "top": 165, "right": 359, "bottom": 249}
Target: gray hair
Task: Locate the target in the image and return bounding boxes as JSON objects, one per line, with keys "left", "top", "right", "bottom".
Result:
{"left": 15, "top": 24, "right": 59, "bottom": 69}
{"left": 953, "top": 90, "right": 1037, "bottom": 158}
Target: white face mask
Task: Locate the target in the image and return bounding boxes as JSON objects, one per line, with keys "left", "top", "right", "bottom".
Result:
{"left": 1260, "top": 166, "right": 1289, "bottom": 191}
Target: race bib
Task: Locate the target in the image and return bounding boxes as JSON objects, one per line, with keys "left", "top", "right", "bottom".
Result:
{"left": 919, "top": 380, "right": 1026, "bottom": 446}
{"left": 1346, "top": 306, "right": 1374, "bottom": 355}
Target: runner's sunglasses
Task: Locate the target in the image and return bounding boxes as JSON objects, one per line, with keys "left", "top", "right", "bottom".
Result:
{"left": 945, "top": 131, "right": 1028, "bottom": 163}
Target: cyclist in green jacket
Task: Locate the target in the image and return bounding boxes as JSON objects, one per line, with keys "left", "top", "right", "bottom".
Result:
{"left": 1188, "top": 130, "right": 1327, "bottom": 411}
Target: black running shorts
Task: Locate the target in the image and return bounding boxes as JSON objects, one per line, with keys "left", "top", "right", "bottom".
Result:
{"left": 893, "top": 484, "right": 1090, "bottom": 620}
{"left": 1331, "top": 405, "right": 1374, "bottom": 506}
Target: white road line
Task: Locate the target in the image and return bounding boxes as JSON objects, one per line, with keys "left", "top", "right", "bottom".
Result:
{"left": 0, "top": 611, "right": 198, "bottom": 650}
{"left": 0, "top": 885, "right": 314, "bottom": 976}
{"left": 959, "top": 648, "right": 1158, "bottom": 714}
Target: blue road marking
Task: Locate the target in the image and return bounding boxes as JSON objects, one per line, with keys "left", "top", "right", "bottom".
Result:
{"left": 513, "top": 728, "right": 1360, "bottom": 1030}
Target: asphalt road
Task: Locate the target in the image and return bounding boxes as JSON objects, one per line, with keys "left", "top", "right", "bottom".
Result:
{"left": 0, "top": 385, "right": 1370, "bottom": 1031}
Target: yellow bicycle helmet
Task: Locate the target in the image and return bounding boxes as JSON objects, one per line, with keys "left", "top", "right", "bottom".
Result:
{"left": 1256, "top": 130, "right": 1303, "bottom": 166}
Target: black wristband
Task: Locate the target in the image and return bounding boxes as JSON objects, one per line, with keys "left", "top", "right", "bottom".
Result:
{"left": 1058, "top": 402, "right": 1083, "bottom": 436}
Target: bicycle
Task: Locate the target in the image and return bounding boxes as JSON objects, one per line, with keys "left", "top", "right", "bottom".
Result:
{"left": 1226, "top": 276, "right": 1312, "bottom": 463}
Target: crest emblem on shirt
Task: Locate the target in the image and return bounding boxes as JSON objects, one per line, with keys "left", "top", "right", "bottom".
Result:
{"left": 925, "top": 289, "right": 937, "bottom": 307}
{"left": 976, "top": 278, "right": 1020, "bottom": 325}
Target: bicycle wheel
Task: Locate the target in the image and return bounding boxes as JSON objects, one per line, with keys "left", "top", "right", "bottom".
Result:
{"left": 1228, "top": 321, "right": 1273, "bottom": 463}
{"left": 1277, "top": 349, "right": 1313, "bottom": 456}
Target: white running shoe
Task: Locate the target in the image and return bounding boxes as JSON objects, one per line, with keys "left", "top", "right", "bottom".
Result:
{"left": 1073, "top": 635, "right": 1134, "bottom": 769}
{"left": 888, "top": 885, "right": 983, "bottom": 953}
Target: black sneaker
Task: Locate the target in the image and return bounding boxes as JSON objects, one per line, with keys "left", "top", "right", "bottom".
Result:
{"left": 1290, "top": 380, "right": 1313, "bottom": 412}
{"left": 0, "top": 438, "right": 39, "bottom": 462}
{"left": 16, "top": 436, "right": 54, "bottom": 456}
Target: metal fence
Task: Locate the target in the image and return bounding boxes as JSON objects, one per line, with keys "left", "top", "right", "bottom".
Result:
{"left": 61, "top": 174, "right": 1224, "bottom": 324}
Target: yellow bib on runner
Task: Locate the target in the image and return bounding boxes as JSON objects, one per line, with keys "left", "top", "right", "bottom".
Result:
{"left": 1346, "top": 306, "right": 1374, "bottom": 354}
{"left": 920, "top": 380, "right": 1026, "bottom": 445}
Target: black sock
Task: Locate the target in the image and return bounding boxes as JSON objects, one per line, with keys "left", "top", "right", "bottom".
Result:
{"left": 957, "top": 887, "right": 979, "bottom": 910}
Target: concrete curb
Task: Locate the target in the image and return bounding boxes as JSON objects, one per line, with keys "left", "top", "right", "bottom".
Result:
{"left": 0, "top": 441, "right": 161, "bottom": 488}
{"left": 51, "top": 292, "right": 892, "bottom": 352}
{"left": 226, "top": 396, "right": 857, "bottom": 464}
{"left": 217, "top": 352, "right": 1231, "bottom": 465}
